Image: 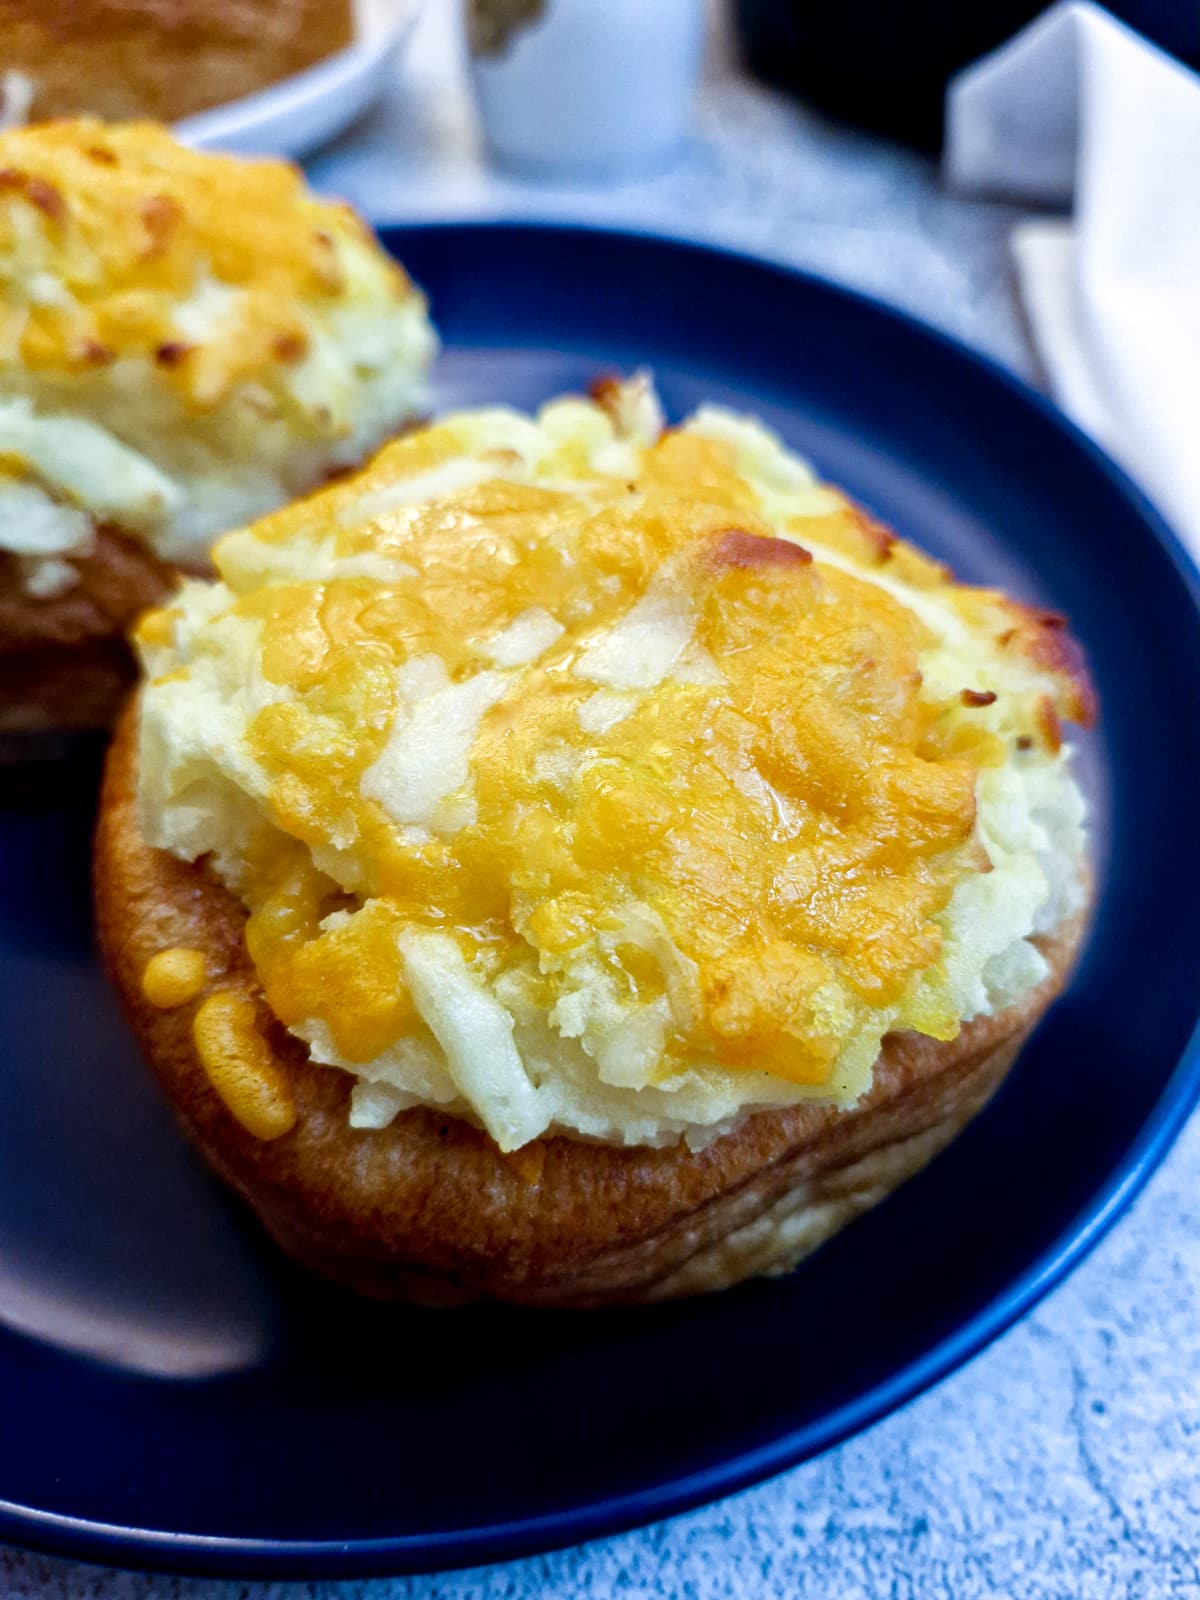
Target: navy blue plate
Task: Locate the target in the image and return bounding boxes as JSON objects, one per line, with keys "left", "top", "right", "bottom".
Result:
{"left": 3, "top": 223, "right": 1199, "bottom": 1579}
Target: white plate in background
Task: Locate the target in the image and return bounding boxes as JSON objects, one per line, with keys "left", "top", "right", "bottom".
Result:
{"left": 176, "top": 0, "right": 421, "bottom": 160}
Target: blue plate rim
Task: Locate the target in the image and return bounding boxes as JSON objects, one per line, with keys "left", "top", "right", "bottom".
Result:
{"left": 4, "top": 219, "right": 1199, "bottom": 1580}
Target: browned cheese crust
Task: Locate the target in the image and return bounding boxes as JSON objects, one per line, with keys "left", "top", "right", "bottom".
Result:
{"left": 0, "top": 0, "right": 354, "bottom": 124}
{"left": 0, "top": 527, "right": 177, "bottom": 736}
{"left": 95, "top": 704, "right": 1090, "bottom": 1308}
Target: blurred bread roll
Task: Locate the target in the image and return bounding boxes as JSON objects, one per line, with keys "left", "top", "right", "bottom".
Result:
{"left": 0, "top": 0, "right": 354, "bottom": 126}
{"left": 0, "top": 118, "right": 435, "bottom": 738}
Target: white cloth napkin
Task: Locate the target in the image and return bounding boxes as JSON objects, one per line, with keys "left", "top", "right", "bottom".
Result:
{"left": 944, "top": 1, "right": 1200, "bottom": 555}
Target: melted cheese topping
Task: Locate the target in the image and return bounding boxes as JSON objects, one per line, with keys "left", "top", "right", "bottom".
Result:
{"left": 140, "top": 946, "right": 206, "bottom": 1008}
{"left": 0, "top": 118, "right": 435, "bottom": 582}
{"left": 136, "top": 385, "right": 1091, "bottom": 1150}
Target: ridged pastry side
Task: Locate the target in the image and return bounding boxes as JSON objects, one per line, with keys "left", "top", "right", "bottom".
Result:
{"left": 95, "top": 703, "right": 1087, "bottom": 1307}
{"left": 0, "top": 526, "right": 176, "bottom": 737}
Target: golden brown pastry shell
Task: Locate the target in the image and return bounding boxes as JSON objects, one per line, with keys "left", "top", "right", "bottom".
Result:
{"left": 95, "top": 702, "right": 1089, "bottom": 1308}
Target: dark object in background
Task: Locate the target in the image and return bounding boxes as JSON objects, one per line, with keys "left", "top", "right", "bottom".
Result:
{"left": 735, "top": 0, "right": 1200, "bottom": 150}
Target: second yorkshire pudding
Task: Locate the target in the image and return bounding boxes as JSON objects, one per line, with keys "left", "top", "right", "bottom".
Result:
{"left": 0, "top": 119, "right": 435, "bottom": 737}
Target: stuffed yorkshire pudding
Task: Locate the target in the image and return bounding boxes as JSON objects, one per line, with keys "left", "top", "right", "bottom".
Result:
{"left": 0, "top": 119, "right": 435, "bottom": 739}
{"left": 95, "top": 378, "right": 1094, "bottom": 1306}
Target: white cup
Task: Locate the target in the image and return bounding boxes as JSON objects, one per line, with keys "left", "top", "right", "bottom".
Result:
{"left": 468, "top": 0, "right": 705, "bottom": 179}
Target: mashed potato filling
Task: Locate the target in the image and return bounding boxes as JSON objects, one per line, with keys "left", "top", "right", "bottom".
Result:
{"left": 136, "top": 383, "right": 1091, "bottom": 1151}
{"left": 0, "top": 120, "right": 435, "bottom": 589}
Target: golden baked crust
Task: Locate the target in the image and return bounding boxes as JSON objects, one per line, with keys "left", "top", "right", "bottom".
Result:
{"left": 0, "top": 0, "right": 354, "bottom": 124}
{"left": 0, "top": 639, "right": 132, "bottom": 740}
{"left": 0, "top": 527, "right": 175, "bottom": 735}
{"left": 0, "top": 527, "right": 171, "bottom": 656}
{"left": 95, "top": 703, "right": 1088, "bottom": 1306}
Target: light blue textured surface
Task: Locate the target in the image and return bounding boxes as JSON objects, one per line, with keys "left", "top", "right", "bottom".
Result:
{"left": 4, "top": 9, "right": 1198, "bottom": 1595}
